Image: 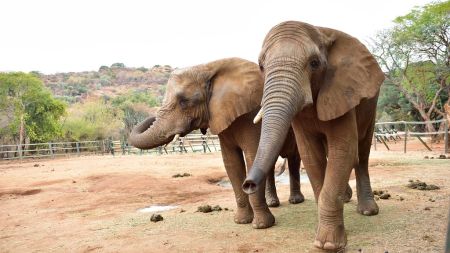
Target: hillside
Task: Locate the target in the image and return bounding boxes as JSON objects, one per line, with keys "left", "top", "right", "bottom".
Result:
{"left": 39, "top": 63, "right": 174, "bottom": 104}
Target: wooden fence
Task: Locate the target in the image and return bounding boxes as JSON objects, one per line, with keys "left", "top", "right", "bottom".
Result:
{"left": 0, "top": 134, "right": 221, "bottom": 160}
{"left": 373, "top": 119, "right": 449, "bottom": 153}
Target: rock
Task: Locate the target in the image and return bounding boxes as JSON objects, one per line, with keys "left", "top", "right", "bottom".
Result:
{"left": 374, "top": 196, "right": 380, "bottom": 201}
{"left": 179, "top": 209, "right": 186, "bottom": 213}
{"left": 224, "top": 208, "right": 229, "bottom": 211}
{"left": 429, "top": 198, "right": 435, "bottom": 202}
{"left": 197, "top": 205, "right": 212, "bottom": 213}
{"left": 430, "top": 157, "right": 434, "bottom": 159}
{"left": 72, "top": 180, "right": 76, "bottom": 183}
{"left": 426, "top": 184, "right": 440, "bottom": 190}
{"left": 422, "top": 235, "right": 434, "bottom": 242}
{"left": 424, "top": 156, "right": 429, "bottom": 159}
{"left": 150, "top": 214, "right": 163, "bottom": 222}
{"left": 379, "top": 193, "right": 391, "bottom": 199}
{"left": 424, "top": 207, "right": 431, "bottom": 211}
{"left": 212, "top": 205, "right": 222, "bottom": 211}
{"left": 172, "top": 173, "right": 192, "bottom": 178}
{"left": 438, "top": 155, "right": 446, "bottom": 159}
{"left": 399, "top": 196, "right": 404, "bottom": 201}
{"left": 33, "top": 164, "right": 39, "bottom": 167}
{"left": 373, "top": 190, "right": 384, "bottom": 196}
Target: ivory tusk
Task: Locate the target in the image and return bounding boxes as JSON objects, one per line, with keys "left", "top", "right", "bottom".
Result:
{"left": 172, "top": 134, "right": 180, "bottom": 143}
{"left": 253, "top": 108, "right": 263, "bottom": 124}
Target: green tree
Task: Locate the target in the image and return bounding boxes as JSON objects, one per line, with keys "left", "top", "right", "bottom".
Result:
{"left": 372, "top": 1, "right": 449, "bottom": 133}
{"left": 111, "top": 62, "right": 125, "bottom": 69}
{"left": 62, "top": 100, "right": 123, "bottom": 141}
{"left": 0, "top": 72, "right": 66, "bottom": 145}
{"left": 111, "top": 90, "right": 160, "bottom": 108}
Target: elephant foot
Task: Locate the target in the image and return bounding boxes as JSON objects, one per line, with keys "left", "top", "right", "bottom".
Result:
{"left": 357, "top": 198, "right": 379, "bottom": 216}
{"left": 234, "top": 206, "right": 254, "bottom": 224}
{"left": 313, "top": 223, "right": 347, "bottom": 251}
{"left": 289, "top": 192, "right": 305, "bottom": 204}
{"left": 343, "top": 185, "right": 352, "bottom": 203}
{"left": 265, "top": 193, "right": 280, "bottom": 207}
{"left": 252, "top": 210, "right": 275, "bottom": 229}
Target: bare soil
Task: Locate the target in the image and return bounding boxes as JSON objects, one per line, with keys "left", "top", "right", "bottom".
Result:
{"left": 0, "top": 151, "right": 449, "bottom": 253}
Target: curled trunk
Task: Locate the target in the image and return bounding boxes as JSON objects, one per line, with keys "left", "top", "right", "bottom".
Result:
{"left": 128, "top": 116, "right": 174, "bottom": 149}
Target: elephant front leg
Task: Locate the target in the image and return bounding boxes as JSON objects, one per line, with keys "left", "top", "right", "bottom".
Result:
{"left": 265, "top": 166, "right": 280, "bottom": 207}
{"left": 287, "top": 155, "right": 304, "bottom": 204}
{"left": 244, "top": 153, "right": 275, "bottom": 229}
{"left": 314, "top": 116, "right": 358, "bottom": 250}
{"left": 219, "top": 142, "right": 253, "bottom": 224}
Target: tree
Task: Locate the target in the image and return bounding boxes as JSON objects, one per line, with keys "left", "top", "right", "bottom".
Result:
{"left": 62, "top": 100, "right": 123, "bottom": 141}
{"left": 0, "top": 73, "right": 66, "bottom": 146}
{"left": 111, "top": 62, "right": 125, "bottom": 69}
{"left": 372, "top": 1, "right": 450, "bottom": 133}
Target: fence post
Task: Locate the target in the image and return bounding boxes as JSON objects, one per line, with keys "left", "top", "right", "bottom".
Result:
{"left": 76, "top": 142, "right": 80, "bottom": 155}
{"left": 445, "top": 120, "right": 449, "bottom": 154}
{"left": 18, "top": 144, "right": 23, "bottom": 160}
{"left": 403, "top": 122, "right": 408, "bottom": 154}
{"left": 49, "top": 142, "right": 54, "bottom": 157}
{"left": 373, "top": 132, "right": 377, "bottom": 151}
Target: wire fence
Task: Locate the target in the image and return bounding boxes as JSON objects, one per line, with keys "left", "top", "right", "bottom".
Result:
{"left": 0, "top": 134, "right": 221, "bottom": 160}
{"left": 373, "top": 119, "right": 449, "bottom": 153}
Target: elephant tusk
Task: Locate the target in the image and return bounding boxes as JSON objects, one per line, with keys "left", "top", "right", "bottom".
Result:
{"left": 172, "top": 134, "right": 180, "bottom": 143}
{"left": 253, "top": 108, "right": 263, "bottom": 124}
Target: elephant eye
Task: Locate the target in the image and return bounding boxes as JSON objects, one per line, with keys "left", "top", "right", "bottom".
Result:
{"left": 310, "top": 59, "right": 320, "bottom": 70}
{"left": 179, "top": 97, "right": 189, "bottom": 109}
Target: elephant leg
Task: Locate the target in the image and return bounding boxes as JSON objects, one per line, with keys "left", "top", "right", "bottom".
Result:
{"left": 244, "top": 151, "right": 275, "bottom": 229}
{"left": 288, "top": 154, "right": 304, "bottom": 204}
{"left": 314, "top": 114, "right": 358, "bottom": 250}
{"left": 219, "top": 140, "right": 253, "bottom": 224}
{"left": 355, "top": 128, "right": 379, "bottom": 216}
{"left": 265, "top": 166, "right": 280, "bottom": 207}
{"left": 293, "top": 124, "right": 326, "bottom": 202}
{"left": 343, "top": 182, "right": 353, "bottom": 203}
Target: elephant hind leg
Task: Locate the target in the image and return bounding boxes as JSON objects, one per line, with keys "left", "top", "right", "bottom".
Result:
{"left": 265, "top": 165, "right": 280, "bottom": 207}
{"left": 355, "top": 125, "right": 379, "bottom": 216}
{"left": 287, "top": 154, "right": 304, "bottom": 204}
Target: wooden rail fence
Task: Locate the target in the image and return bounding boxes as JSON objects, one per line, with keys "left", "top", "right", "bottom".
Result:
{"left": 0, "top": 134, "right": 221, "bottom": 160}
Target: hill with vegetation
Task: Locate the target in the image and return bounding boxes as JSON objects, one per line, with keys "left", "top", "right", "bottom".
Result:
{"left": 38, "top": 63, "right": 173, "bottom": 104}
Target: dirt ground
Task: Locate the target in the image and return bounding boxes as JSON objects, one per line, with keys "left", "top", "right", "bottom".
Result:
{"left": 0, "top": 151, "right": 449, "bottom": 253}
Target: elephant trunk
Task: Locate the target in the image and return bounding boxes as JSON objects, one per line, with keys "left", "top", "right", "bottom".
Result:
{"left": 128, "top": 116, "right": 174, "bottom": 149}
{"left": 243, "top": 63, "right": 312, "bottom": 194}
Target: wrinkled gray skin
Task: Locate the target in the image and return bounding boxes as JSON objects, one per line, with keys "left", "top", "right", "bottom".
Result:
{"left": 242, "top": 21, "right": 384, "bottom": 250}
{"left": 128, "top": 58, "right": 305, "bottom": 229}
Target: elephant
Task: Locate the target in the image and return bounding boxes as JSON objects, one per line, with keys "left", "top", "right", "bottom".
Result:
{"left": 242, "top": 21, "right": 384, "bottom": 250}
{"left": 128, "top": 58, "right": 305, "bottom": 228}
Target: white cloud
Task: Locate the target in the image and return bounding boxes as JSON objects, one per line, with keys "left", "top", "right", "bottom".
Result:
{"left": 0, "top": 0, "right": 434, "bottom": 74}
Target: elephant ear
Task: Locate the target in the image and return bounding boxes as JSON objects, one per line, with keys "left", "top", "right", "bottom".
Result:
{"left": 316, "top": 27, "right": 385, "bottom": 121}
{"left": 208, "top": 58, "right": 263, "bottom": 135}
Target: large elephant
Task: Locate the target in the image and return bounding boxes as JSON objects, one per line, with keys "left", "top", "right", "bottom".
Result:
{"left": 242, "top": 21, "right": 384, "bottom": 250}
{"left": 128, "top": 58, "right": 304, "bottom": 228}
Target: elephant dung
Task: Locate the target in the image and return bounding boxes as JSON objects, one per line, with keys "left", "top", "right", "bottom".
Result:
{"left": 150, "top": 214, "right": 163, "bottom": 222}
{"left": 407, "top": 180, "right": 440, "bottom": 191}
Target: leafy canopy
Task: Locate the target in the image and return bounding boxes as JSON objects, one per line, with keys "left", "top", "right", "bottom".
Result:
{"left": 0, "top": 72, "right": 66, "bottom": 142}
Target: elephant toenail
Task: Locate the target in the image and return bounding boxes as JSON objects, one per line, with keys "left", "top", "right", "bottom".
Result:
{"left": 324, "top": 242, "right": 337, "bottom": 250}
{"left": 313, "top": 240, "right": 323, "bottom": 248}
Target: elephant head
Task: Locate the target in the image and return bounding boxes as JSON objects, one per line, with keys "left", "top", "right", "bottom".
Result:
{"left": 128, "top": 58, "right": 263, "bottom": 149}
{"left": 243, "top": 21, "right": 384, "bottom": 193}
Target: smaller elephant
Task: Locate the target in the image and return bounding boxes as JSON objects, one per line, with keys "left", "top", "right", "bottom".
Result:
{"left": 129, "top": 58, "right": 304, "bottom": 228}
